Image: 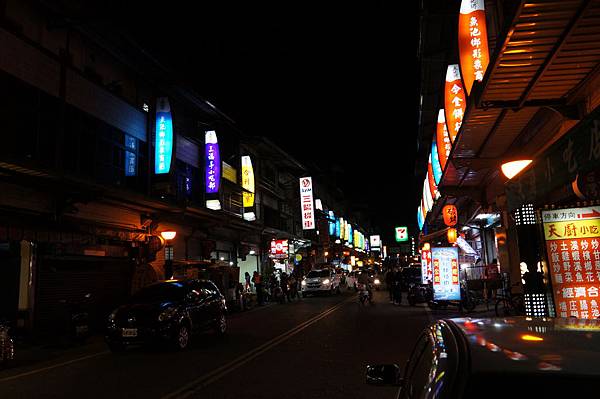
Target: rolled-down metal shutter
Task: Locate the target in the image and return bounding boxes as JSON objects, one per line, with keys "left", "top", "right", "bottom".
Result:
{"left": 35, "top": 256, "right": 133, "bottom": 337}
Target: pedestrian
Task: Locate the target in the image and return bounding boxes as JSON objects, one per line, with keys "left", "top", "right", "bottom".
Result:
{"left": 385, "top": 268, "right": 395, "bottom": 303}
{"left": 289, "top": 273, "right": 298, "bottom": 301}
{"left": 244, "top": 271, "right": 251, "bottom": 292}
{"left": 280, "top": 272, "right": 290, "bottom": 303}
{"left": 393, "top": 268, "right": 403, "bottom": 305}
{"left": 252, "top": 271, "right": 264, "bottom": 305}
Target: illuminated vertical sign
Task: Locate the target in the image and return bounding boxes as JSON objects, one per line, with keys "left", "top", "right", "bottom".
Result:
{"left": 299, "top": 177, "right": 315, "bottom": 230}
{"left": 432, "top": 246, "right": 460, "bottom": 300}
{"left": 445, "top": 65, "right": 466, "bottom": 143}
{"left": 421, "top": 249, "right": 432, "bottom": 284}
{"left": 431, "top": 141, "right": 443, "bottom": 185}
{"left": 427, "top": 154, "right": 440, "bottom": 200}
{"left": 436, "top": 109, "right": 451, "bottom": 171}
{"left": 241, "top": 156, "right": 255, "bottom": 207}
{"left": 328, "top": 211, "right": 336, "bottom": 235}
{"left": 423, "top": 177, "right": 433, "bottom": 213}
{"left": 417, "top": 206, "right": 424, "bottom": 231}
{"left": 205, "top": 131, "right": 221, "bottom": 194}
{"left": 335, "top": 218, "right": 341, "bottom": 238}
{"left": 370, "top": 235, "right": 381, "bottom": 250}
{"left": 125, "top": 135, "right": 137, "bottom": 177}
{"left": 155, "top": 97, "right": 173, "bottom": 174}
{"left": 458, "top": 0, "right": 489, "bottom": 95}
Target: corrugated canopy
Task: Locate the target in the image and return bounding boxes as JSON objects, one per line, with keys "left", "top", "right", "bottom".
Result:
{"left": 441, "top": 0, "right": 600, "bottom": 192}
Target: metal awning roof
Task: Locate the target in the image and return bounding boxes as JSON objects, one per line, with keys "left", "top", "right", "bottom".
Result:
{"left": 440, "top": 0, "right": 600, "bottom": 193}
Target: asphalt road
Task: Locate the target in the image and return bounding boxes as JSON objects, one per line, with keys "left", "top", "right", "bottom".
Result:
{"left": 0, "top": 289, "right": 437, "bottom": 399}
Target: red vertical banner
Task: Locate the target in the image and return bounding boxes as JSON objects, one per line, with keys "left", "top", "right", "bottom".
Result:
{"left": 421, "top": 249, "right": 432, "bottom": 284}
{"left": 542, "top": 207, "right": 600, "bottom": 319}
{"left": 451, "top": 259, "right": 459, "bottom": 284}
{"left": 444, "top": 64, "right": 466, "bottom": 143}
{"left": 433, "top": 258, "right": 441, "bottom": 285}
{"left": 458, "top": 0, "right": 490, "bottom": 95}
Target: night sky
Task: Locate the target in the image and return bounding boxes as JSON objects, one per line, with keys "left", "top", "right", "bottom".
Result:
{"left": 83, "top": 1, "right": 420, "bottom": 242}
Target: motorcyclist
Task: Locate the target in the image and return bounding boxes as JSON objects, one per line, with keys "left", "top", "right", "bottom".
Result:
{"left": 357, "top": 270, "right": 373, "bottom": 300}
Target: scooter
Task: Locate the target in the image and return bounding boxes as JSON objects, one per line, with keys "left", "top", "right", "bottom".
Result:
{"left": 358, "top": 283, "right": 373, "bottom": 305}
{"left": 0, "top": 319, "right": 14, "bottom": 366}
{"left": 60, "top": 293, "right": 92, "bottom": 343}
{"left": 407, "top": 283, "right": 433, "bottom": 306}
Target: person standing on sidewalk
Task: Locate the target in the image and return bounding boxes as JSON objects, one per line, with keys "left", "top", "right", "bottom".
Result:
{"left": 385, "top": 268, "right": 395, "bottom": 303}
{"left": 393, "top": 268, "right": 403, "bottom": 305}
{"left": 252, "top": 271, "right": 264, "bottom": 305}
{"left": 244, "top": 272, "right": 251, "bottom": 292}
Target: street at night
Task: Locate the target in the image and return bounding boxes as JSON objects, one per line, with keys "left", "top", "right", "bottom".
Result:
{"left": 3, "top": 0, "right": 600, "bottom": 397}
{"left": 0, "top": 292, "right": 443, "bottom": 399}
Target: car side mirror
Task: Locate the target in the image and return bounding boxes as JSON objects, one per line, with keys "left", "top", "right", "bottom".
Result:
{"left": 365, "top": 364, "right": 401, "bottom": 386}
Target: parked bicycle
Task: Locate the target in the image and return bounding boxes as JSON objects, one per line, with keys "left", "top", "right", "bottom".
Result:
{"left": 0, "top": 319, "right": 14, "bottom": 366}
{"left": 495, "top": 282, "right": 525, "bottom": 317}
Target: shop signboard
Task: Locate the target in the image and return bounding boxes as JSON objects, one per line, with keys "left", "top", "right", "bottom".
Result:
{"left": 436, "top": 109, "right": 451, "bottom": 171}
{"left": 431, "top": 141, "right": 443, "bottom": 185}
{"left": 205, "top": 131, "right": 221, "bottom": 194}
{"left": 427, "top": 155, "right": 439, "bottom": 200}
{"left": 335, "top": 218, "right": 341, "bottom": 238}
{"left": 458, "top": 0, "right": 489, "bottom": 95}
{"left": 421, "top": 248, "right": 432, "bottom": 284}
{"left": 444, "top": 64, "right": 466, "bottom": 143}
{"left": 241, "top": 156, "right": 255, "bottom": 207}
{"left": 270, "top": 239, "right": 289, "bottom": 259}
{"left": 431, "top": 247, "right": 460, "bottom": 300}
{"left": 299, "top": 177, "right": 315, "bottom": 230}
{"left": 395, "top": 226, "right": 409, "bottom": 242}
{"left": 370, "top": 235, "right": 381, "bottom": 251}
{"left": 125, "top": 135, "right": 137, "bottom": 177}
{"left": 417, "top": 205, "right": 424, "bottom": 231}
{"left": 542, "top": 206, "right": 600, "bottom": 319}
{"left": 328, "top": 211, "right": 336, "bottom": 236}
{"left": 155, "top": 97, "right": 173, "bottom": 174}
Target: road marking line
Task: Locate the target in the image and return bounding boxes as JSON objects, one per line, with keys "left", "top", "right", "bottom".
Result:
{"left": 162, "top": 296, "right": 355, "bottom": 399}
{"left": 0, "top": 351, "right": 109, "bottom": 383}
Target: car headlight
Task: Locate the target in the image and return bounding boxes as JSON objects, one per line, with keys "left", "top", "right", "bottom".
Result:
{"left": 301, "top": 280, "right": 306, "bottom": 286}
{"left": 323, "top": 279, "right": 330, "bottom": 285}
{"left": 158, "top": 307, "right": 177, "bottom": 322}
{"left": 374, "top": 279, "right": 381, "bottom": 285}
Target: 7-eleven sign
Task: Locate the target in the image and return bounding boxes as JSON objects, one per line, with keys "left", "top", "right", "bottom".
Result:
{"left": 395, "top": 226, "right": 409, "bottom": 242}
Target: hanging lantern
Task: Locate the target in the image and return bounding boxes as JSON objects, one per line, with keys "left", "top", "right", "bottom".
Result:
{"left": 447, "top": 228, "right": 458, "bottom": 244}
{"left": 422, "top": 242, "right": 431, "bottom": 251}
{"left": 442, "top": 204, "right": 458, "bottom": 227}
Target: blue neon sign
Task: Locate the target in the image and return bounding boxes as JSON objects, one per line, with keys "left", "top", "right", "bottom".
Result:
{"left": 155, "top": 98, "right": 173, "bottom": 174}
{"left": 431, "top": 141, "right": 443, "bottom": 185}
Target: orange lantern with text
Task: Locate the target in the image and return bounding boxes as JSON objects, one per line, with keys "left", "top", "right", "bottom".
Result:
{"left": 458, "top": 0, "right": 489, "bottom": 95}
{"left": 444, "top": 65, "right": 466, "bottom": 143}
{"left": 447, "top": 228, "right": 458, "bottom": 244}
{"left": 442, "top": 204, "right": 458, "bottom": 227}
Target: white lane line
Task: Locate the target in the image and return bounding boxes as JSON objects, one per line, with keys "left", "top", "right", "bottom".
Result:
{"left": 0, "top": 351, "right": 109, "bottom": 383}
{"left": 162, "top": 296, "right": 355, "bottom": 399}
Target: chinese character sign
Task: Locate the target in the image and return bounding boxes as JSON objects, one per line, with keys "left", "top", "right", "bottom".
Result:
{"left": 458, "top": 0, "right": 489, "bottom": 95}
{"left": 436, "top": 109, "right": 451, "bottom": 171}
{"left": 154, "top": 97, "right": 173, "bottom": 174}
{"left": 421, "top": 249, "right": 432, "bottom": 284}
{"left": 444, "top": 64, "right": 466, "bottom": 143}
{"left": 241, "top": 155, "right": 255, "bottom": 207}
{"left": 431, "top": 141, "right": 443, "bottom": 185}
{"left": 432, "top": 247, "right": 461, "bottom": 300}
{"left": 427, "top": 154, "right": 440, "bottom": 200}
{"left": 395, "top": 226, "right": 409, "bottom": 242}
{"left": 205, "top": 131, "right": 221, "bottom": 194}
{"left": 442, "top": 204, "right": 458, "bottom": 227}
{"left": 270, "top": 239, "right": 289, "bottom": 259}
{"left": 543, "top": 207, "right": 600, "bottom": 319}
{"left": 125, "top": 135, "right": 137, "bottom": 177}
{"left": 299, "top": 177, "right": 315, "bottom": 230}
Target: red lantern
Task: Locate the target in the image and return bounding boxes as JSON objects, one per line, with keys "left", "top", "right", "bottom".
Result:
{"left": 447, "top": 228, "right": 458, "bottom": 244}
{"left": 443, "top": 204, "right": 458, "bottom": 227}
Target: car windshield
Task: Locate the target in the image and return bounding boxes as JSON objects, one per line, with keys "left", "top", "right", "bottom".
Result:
{"left": 130, "top": 282, "right": 185, "bottom": 303}
{"left": 307, "top": 270, "right": 330, "bottom": 278}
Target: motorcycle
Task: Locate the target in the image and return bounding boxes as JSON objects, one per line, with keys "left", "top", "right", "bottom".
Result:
{"left": 60, "top": 293, "right": 92, "bottom": 344}
{"left": 407, "top": 283, "right": 433, "bottom": 306}
{"left": 0, "top": 319, "right": 14, "bottom": 366}
{"left": 358, "top": 283, "right": 373, "bottom": 305}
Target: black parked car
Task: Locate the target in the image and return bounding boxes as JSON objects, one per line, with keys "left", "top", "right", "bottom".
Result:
{"left": 106, "top": 279, "right": 227, "bottom": 352}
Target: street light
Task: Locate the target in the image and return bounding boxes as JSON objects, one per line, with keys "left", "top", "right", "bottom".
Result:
{"left": 501, "top": 160, "right": 532, "bottom": 179}
{"left": 161, "top": 231, "right": 177, "bottom": 240}
{"left": 160, "top": 230, "right": 177, "bottom": 279}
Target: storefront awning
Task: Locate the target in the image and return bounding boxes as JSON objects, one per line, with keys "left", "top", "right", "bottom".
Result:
{"left": 441, "top": 0, "right": 600, "bottom": 196}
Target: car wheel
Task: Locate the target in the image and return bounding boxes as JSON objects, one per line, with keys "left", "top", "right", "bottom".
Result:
{"left": 174, "top": 323, "right": 191, "bottom": 350}
{"left": 215, "top": 313, "right": 227, "bottom": 336}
